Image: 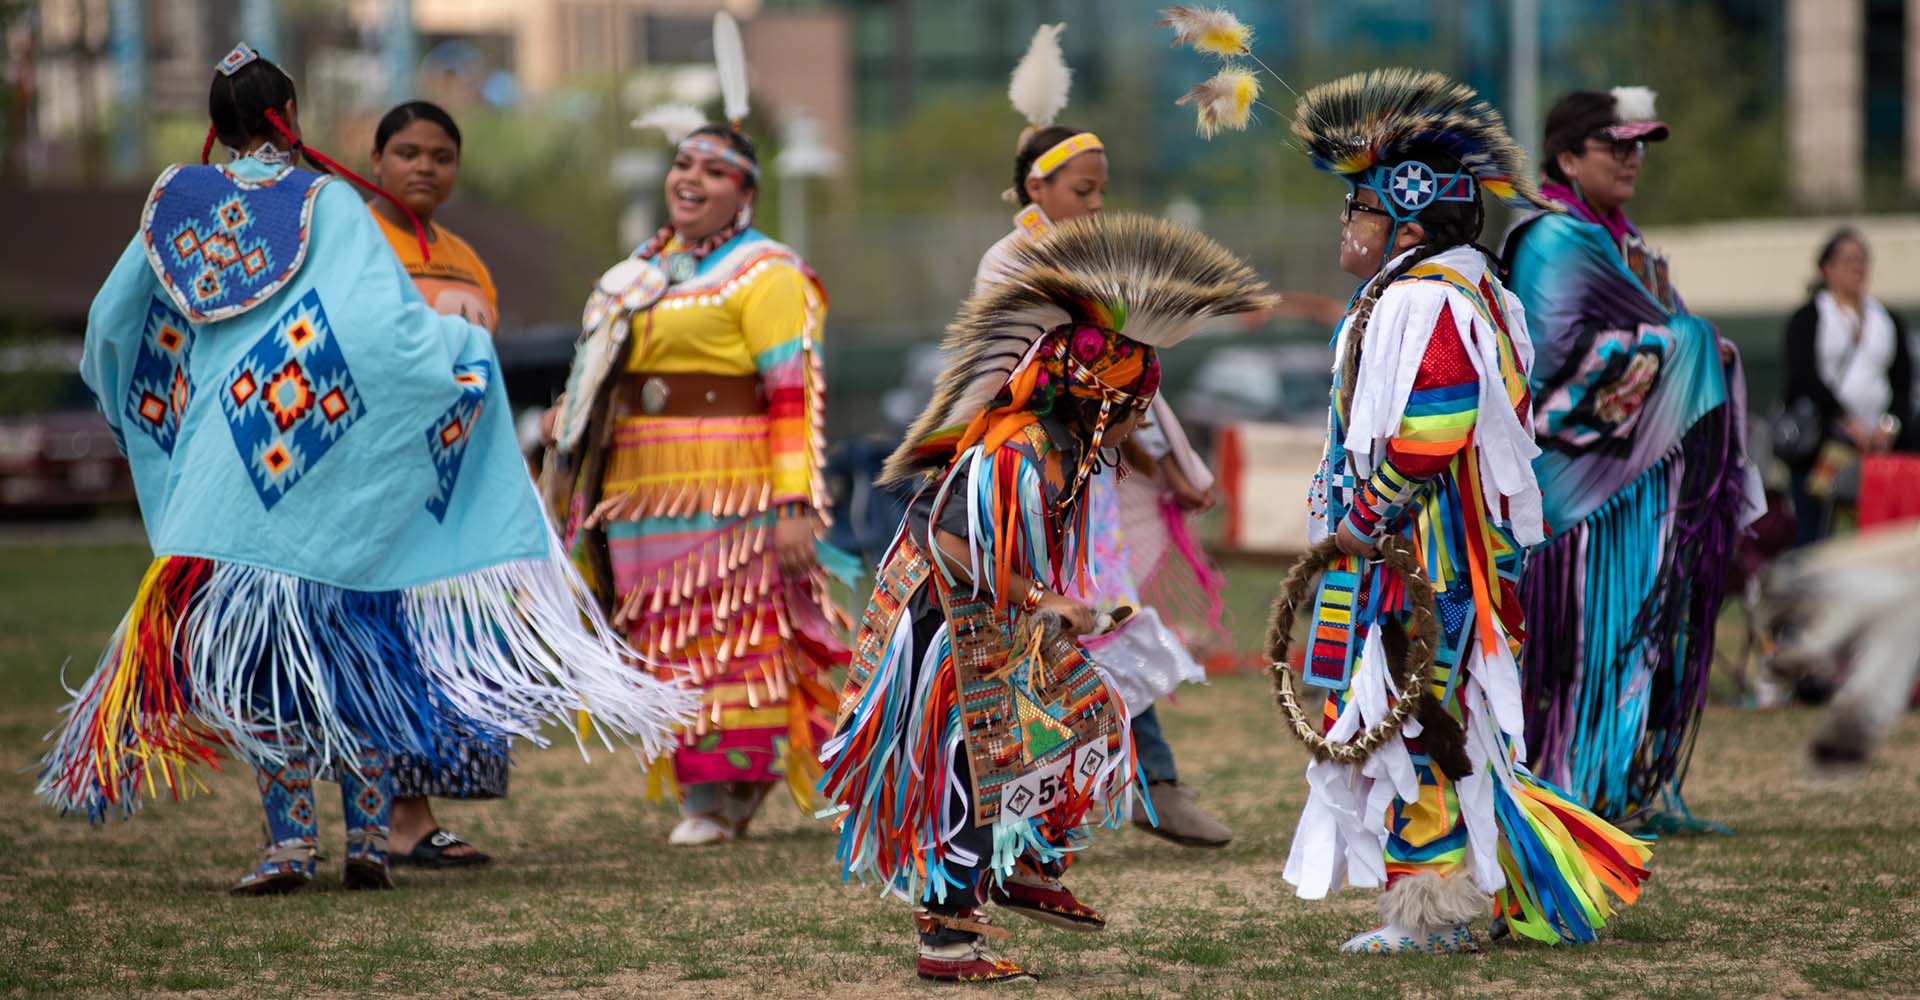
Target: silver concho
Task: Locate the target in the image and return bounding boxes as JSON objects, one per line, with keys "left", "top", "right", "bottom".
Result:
{"left": 639, "top": 376, "right": 672, "bottom": 415}
{"left": 666, "top": 253, "right": 698, "bottom": 284}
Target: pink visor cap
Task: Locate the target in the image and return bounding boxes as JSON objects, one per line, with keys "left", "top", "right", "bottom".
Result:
{"left": 1606, "top": 119, "right": 1670, "bottom": 143}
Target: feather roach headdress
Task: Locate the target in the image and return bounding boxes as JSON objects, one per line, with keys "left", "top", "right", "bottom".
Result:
{"left": 1291, "top": 68, "right": 1554, "bottom": 216}
{"left": 882, "top": 213, "right": 1273, "bottom": 487}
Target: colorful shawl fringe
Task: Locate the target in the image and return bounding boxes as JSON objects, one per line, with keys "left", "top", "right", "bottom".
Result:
{"left": 1507, "top": 208, "right": 1753, "bottom": 824}
{"left": 40, "top": 541, "right": 696, "bottom": 819}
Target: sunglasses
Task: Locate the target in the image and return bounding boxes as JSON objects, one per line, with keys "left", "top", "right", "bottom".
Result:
{"left": 1341, "top": 191, "right": 1393, "bottom": 224}
{"left": 1584, "top": 136, "right": 1647, "bottom": 163}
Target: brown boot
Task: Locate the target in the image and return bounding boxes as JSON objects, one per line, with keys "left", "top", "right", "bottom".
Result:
{"left": 1131, "top": 781, "right": 1232, "bottom": 848}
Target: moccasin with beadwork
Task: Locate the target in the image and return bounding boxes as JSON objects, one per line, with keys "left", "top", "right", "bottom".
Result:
{"left": 988, "top": 874, "right": 1106, "bottom": 932}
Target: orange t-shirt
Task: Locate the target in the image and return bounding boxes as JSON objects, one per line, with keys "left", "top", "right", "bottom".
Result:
{"left": 371, "top": 206, "right": 500, "bottom": 332}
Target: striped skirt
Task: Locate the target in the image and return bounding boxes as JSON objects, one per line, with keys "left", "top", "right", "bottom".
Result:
{"left": 596, "top": 413, "right": 847, "bottom": 809}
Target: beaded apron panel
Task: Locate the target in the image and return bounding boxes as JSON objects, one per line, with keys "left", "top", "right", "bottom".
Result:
{"left": 940, "top": 586, "right": 1121, "bottom": 827}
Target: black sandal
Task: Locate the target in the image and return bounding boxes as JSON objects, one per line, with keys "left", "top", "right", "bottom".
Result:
{"left": 393, "top": 828, "right": 491, "bottom": 869}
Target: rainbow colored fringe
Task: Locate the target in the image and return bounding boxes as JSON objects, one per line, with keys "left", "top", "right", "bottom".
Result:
{"left": 820, "top": 615, "right": 969, "bottom": 896}
{"left": 1488, "top": 769, "right": 1651, "bottom": 943}
{"left": 822, "top": 419, "right": 1133, "bottom": 901}
{"left": 1382, "top": 684, "right": 1652, "bottom": 944}
{"left": 817, "top": 604, "right": 1138, "bottom": 903}
{"left": 924, "top": 439, "right": 1091, "bottom": 610}
{"left": 40, "top": 541, "right": 698, "bottom": 821}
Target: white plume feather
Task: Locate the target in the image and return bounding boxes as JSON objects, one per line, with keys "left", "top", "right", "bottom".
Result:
{"left": 1610, "top": 85, "right": 1658, "bottom": 123}
{"left": 1009, "top": 23, "right": 1072, "bottom": 128}
{"left": 714, "top": 11, "right": 750, "bottom": 125}
{"left": 631, "top": 103, "right": 708, "bottom": 144}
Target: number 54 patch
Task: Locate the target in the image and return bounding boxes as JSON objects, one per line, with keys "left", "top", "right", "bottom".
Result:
{"left": 998, "top": 742, "right": 1110, "bottom": 824}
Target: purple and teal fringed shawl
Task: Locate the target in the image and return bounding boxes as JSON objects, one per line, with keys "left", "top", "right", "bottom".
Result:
{"left": 1506, "top": 206, "right": 1754, "bottom": 827}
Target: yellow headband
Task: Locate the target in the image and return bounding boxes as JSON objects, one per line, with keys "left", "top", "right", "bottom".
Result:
{"left": 1030, "top": 132, "right": 1104, "bottom": 178}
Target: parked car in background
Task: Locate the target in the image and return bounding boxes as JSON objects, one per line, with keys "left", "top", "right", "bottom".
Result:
{"left": 0, "top": 341, "right": 133, "bottom": 515}
{"left": 878, "top": 344, "right": 946, "bottom": 435}
{"left": 493, "top": 324, "right": 578, "bottom": 465}
{"left": 1176, "top": 343, "right": 1331, "bottom": 436}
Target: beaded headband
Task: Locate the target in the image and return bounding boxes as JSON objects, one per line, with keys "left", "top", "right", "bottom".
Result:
{"left": 1357, "top": 160, "right": 1478, "bottom": 225}
{"left": 1030, "top": 132, "right": 1104, "bottom": 178}
{"left": 677, "top": 135, "right": 759, "bottom": 182}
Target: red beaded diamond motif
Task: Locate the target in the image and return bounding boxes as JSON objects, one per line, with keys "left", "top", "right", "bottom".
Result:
{"left": 123, "top": 298, "right": 196, "bottom": 455}
{"left": 423, "top": 360, "right": 490, "bottom": 522}
{"left": 220, "top": 289, "right": 363, "bottom": 509}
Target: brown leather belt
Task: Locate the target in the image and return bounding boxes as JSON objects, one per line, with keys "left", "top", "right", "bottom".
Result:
{"left": 614, "top": 372, "right": 764, "bottom": 418}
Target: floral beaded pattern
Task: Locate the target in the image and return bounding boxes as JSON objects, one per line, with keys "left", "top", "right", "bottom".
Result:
{"left": 1346, "top": 924, "right": 1478, "bottom": 955}
{"left": 1004, "top": 323, "right": 1160, "bottom": 420}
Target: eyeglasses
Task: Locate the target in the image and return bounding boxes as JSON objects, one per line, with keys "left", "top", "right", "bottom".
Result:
{"left": 1584, "top": 136, "right": 1647, "bottom": 163}
{"left": 1341, "top": 192, "right": 1392, "bottom": 224}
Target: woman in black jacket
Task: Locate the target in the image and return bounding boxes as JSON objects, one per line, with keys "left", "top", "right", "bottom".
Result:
{"left": 1781, "top": 227, "right": 1912, "bottom": 546}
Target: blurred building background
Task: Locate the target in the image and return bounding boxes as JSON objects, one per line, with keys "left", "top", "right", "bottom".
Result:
{"left": 6, "top": 0, "right": 1920, "bottom": 431}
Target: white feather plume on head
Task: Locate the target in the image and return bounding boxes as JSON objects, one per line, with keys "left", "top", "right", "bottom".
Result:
{"left": 713, "top": 12, "right": 750, "bottom": 126}
{"left": 631, "top": 103, "right": 709, "bottom": 144}
{"left": 1009, "top": 23, "right": 1072, "bottom": 129}
{"left": 1610, "top": 85, "right": 1658, "bottom": 123}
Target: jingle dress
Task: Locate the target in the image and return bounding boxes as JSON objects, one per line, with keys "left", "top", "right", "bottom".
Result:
{"left": 1287, "top": 246, "right": 1652, "bottom": 945}
{"left": 556, "top": 228, "right": 850, "bottom": 809}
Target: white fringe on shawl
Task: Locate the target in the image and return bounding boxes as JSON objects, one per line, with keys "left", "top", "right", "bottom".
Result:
{"left": 39, "top": 529, "right": 699, "bottom": 817}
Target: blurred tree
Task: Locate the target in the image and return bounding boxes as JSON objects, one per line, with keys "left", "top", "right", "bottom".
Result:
{"left": 0, "top": 0, "right": 31, "bottom": 181}
{"left": 449, "top": 92, "right": 626, "bottom": 318}
{"left": 852, "top": 91, "right": 1009, "bottom": 216}
{"left": 1553, "top": 3, "right": 1788, "bottom": 226}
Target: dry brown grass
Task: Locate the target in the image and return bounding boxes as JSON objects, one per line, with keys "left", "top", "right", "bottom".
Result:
{"left": 2, "top": 544, "right": 1917, "bottom": 999}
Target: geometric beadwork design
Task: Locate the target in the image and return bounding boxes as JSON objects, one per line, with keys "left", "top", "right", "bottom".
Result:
{"left": 254, "top": 757, "right": 319, "bottom": 844}
{"left": 286, "top": 790, "right": 317, "bottom": 828}
{"left": 338, "top": 746, "right": 391, "bottom": 867}
{"left": 1387, "top": 160, "right": 1440, "bottom": 212}
{"left": 123, "top": 297, "right": 196, "bottom": 455}
{"left": 216, "top": 43, "right": 260, "bottom": 77}
{"left": 220, "top": 288, "right": 364, "bottom": 510}
{"left": 1008, "top": 659, "right": 1077, "bottom": 764}
{"left": 422, "top": 360, "right": 491, "bottom": 522}
{"left": 352, "top": 783, "right": 386, "bottom": 821}
{"left": 1306, "top": 564, "right": 1360, "bottom": 690}
{"left": 238, "top": 756, "right": 319, "bottom": 889}
{"left": 139, "top": 163, "right": 328, "bottom": 323}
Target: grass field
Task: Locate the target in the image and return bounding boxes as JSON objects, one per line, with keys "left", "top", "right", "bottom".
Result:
{"left": 1, "top": 541, "right": 1917, "bottom": 999}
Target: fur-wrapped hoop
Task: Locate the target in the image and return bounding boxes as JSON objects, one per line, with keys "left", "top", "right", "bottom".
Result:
{"left": 1266, "top": 535, "right": 1441, "bottom": 765}
{"left": 881, "top": 213, "right": 1273, "bottom": 486}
